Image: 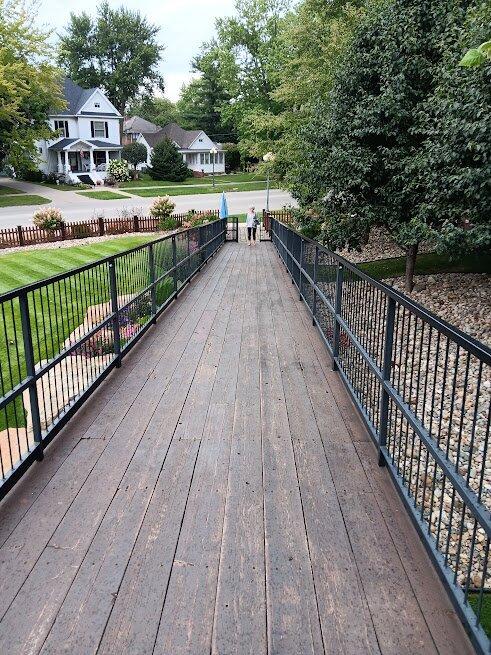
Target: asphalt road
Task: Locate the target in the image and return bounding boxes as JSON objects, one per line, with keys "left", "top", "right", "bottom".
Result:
{"left": 0, "top": 179, "right": 295, "bottom": 227}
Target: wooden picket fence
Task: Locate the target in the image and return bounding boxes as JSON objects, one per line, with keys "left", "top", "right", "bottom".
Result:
{"left": 0, "top": 211, "right": 220, "bottom": 249}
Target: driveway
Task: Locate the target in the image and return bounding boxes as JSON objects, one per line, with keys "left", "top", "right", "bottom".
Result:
{"left": 0, "top": 179, "right": 295, "bottom": 227}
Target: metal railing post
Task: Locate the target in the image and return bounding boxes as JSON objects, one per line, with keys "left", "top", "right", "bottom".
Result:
{"left": 108, "top": 260, "right": 121, "bottom": 367}
{"left": 332, "top": 263, "right": 344, "bottom": 371}
{"left": 298, "top": 238, "right": 303, "bottom": 301}
{"left": 19, "top": 292, "right": 43, "bottom": 460}
{"left": 378, "top": 296, "right": 396, "bottom": 466}
{"left": 172, "top": 235, "right": 178, "bottom": 298}
{"left": 312, "top": 246, "right": 318, "bottom": 326}
{"left": 148, "top": 243, "right": 157, "bottom": 322}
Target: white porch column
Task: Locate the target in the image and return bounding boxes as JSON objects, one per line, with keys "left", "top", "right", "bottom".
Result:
{"left": 57, "top": 151, "right": 62, "bottom": 173}
{"left": 105, "top": 150, "right": 110, "bottom": 166}
{"left": 64, "top": 150, "right": 69, "bottom": 173}
{"left": 89, "top": 149, "right": 94, "bottom": 171}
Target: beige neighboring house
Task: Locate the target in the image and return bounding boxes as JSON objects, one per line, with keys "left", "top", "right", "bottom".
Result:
{"left": 123, "top": 116, "right": 225, "bottom": 175}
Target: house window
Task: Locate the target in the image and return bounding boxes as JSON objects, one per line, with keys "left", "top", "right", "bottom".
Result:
{"left": 94, "top": 102, "right": 101, "bottom": 108}
{"left": 91, "top": 121, "right": 108, "bottom": 138}
{"left": 200, "top": 153, "right": 211, "bottom": 165}
{"left": 94, "top": 151, "right": 106, "bottom": 166}
{"left": 54, "top": 120, "right": 69, "bottom": 137}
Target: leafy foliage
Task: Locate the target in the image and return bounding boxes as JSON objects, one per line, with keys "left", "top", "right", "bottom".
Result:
{"left": 59, "top": 2, "right": 164, "bottom": 114}
{"left": 32, "top": 207, "right": 63, "bottom": 231}
{"left": 127, "top": 96, "right": 178, "bottom": 128}
{"left": 149, "top": 138, "right": 190, "bottom": 182}
{"left": 107, "top": 159, "right": 130, "bottom": 182}
{"left": 149, "top": 196, "right": 176, "bottom": 228}
{"left": 0, "top": 0, "right": 65, "bottom": 171}
{"left": 122, "top": 143, "right": 148, "bottom": 170}
{"left": 289, "top": 0, "right": 490, "bottom": 290}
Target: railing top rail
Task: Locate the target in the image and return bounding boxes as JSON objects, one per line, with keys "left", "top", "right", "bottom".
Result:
{"left": 0, "top": 217, "right": 224, "bottom": 303}
{"left": 272, "top": 218, "right": 491, "bottom": 363}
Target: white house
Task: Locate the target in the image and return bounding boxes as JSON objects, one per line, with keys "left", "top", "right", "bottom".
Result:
{"left": 37, "top": 78, "right": 123, "bottom": 185}
{"left": 123, "top": 118, "right": 225, "bottom": 175}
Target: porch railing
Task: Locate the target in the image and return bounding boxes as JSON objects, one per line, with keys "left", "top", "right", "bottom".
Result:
{"left": 0, "top": 217, "right": 237, "bottom": 500}
{"left": 271, "top": 217, "right": 491, "bottom": 655}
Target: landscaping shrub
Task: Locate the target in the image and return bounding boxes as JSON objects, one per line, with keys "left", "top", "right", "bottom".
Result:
{"left": 149, "top": 195, "right": 176, "bottom": 230}
{"left": 122, "top": 142, "right": 148, "bottom": 172}
{"left": 19, "top": 169, "right": 45, "bottom": 182}
{"left": 32, "top": 207, "right": 63, "bottom": 231}
{"left": 159, "top": 217, "right": 180, "bottom": 231}
{"left": 148, "top": 138, "right": 190, "bottom": 182}
{"left": 107, "top": 159, "right": 130, "bottom": 183}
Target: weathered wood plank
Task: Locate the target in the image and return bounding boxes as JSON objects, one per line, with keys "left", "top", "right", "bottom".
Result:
{"left": 272, "top": 246, "right": 472, "bottom": 654}
{"left": 257, "top": 247, "right": 324, "bottom": 654}
{"left": 263, "top": 246, "right": 380, "bottom": 654}
{"left": 0, "top": 248, "right": 238, "bottom": 654}
{"left": 0, "top": 247, "right": 233, "bottom": 548}
{"left": 211, "top": 245, "right": 266, "bottom": 655}
{"left": 152, "top": 248, "right": 250, "bottom": 654}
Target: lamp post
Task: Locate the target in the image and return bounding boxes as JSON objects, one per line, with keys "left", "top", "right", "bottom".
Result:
{"left": 263, "top": 152, "right": 274, "bottom": 212}
{"left": 210, "top": 147, "right": 218, "bottom": 187}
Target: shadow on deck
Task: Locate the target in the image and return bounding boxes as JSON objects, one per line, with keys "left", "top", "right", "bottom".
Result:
{"left": 0, "top": 242, "right": 473, "bottom": 654}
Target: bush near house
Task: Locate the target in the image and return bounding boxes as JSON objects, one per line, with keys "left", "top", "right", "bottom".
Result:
{"left": 32, "top": 207, "right": 63, "bottom": 230}
{"left": 148, "top": 138, "right": 190, "bottom": 182}
{"left": 107, "top": 159, "right": 130, "bottom": 183}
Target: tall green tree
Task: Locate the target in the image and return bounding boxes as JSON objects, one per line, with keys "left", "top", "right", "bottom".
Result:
{"left": 290, "top": 0, "right": 484, "bottom": 291}
{"left": 149, "top": 138, "right": 189, "bottom": 182}
{"left": 59, "top": 2, "right": 164, "bottom": 115}
{"left": 127, "top": 96, "right": 178, "bottom": 127}
{"left": 0, "top": 0, "right": 64, "bottom": 171}
{"left": 177, "top": 42, "right": 235, "bottom": 141}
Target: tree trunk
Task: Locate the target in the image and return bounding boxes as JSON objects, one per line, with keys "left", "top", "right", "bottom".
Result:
{"left": 405, "top": 243, "right": 419, "bottom": 293}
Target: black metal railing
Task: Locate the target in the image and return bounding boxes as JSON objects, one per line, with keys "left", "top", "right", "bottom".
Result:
{"left": 271, "top": 218, "right": 491, "bottom": 655}
{"left": 0, "top": 217, "right": 237, "bottom": 500}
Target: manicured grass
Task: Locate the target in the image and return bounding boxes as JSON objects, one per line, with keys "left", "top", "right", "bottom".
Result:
{"left": 76, "top": 190, "right": 130, "bottom": 200}
{"left": 0, "top": 185, "right": 23, "bottom": 195}
{"left": 130, "top": 181, "right": 276, "bottom": 198}
{"left": 360, "top": 252, "right": 491, "bottom": 280}
{"left": 0, "top": 194, "right": 51, "bottom": 207}
{"left": 39, "top": 182, "right": 91, "bottom": 191}
{"left": 469, "top": 593, "right": 491, "bottom": 638}
{"left": 120, "top": 172, "right": 266, "bottom": 188}
{"left": 0, "top": 235, "right": 158, "bottom": 293}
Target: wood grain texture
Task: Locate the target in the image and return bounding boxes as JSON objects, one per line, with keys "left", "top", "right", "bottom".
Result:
{"left": 0, "top": 242, "right": 473, "bottom": 655}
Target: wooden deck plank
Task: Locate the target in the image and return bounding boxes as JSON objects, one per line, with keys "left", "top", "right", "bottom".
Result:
{"left": 211, "top": 246, "right": 267, "bottom": 655}
{"left": 272, "top": 246, "right": 473, "bottom": 655}
{"left": 0, "top": 241, "right": 474, "bottom": 655}
{"left": 263, "top": 247, "right": 381, "bottom": 655}
{"left": 152, "top": 248, "right": 250, "bottom": 654}
{"left": 97, "top": 246, "right": 247, "bottom": 655}
{"left": 0, "top": 246, "right": 232, "bottom": 549}
{"left": 257, "top": 246, "right": 324, "bottom": 654}
{"left": 0, "top": 248, "right": 238, "bottom": 654}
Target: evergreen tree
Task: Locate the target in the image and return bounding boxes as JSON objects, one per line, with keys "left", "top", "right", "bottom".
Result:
{"left": 149, "top": 139, "right": 189, "bottom": 182}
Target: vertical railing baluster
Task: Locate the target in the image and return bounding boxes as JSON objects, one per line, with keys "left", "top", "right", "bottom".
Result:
{"left": 299, "top": 238, "right": 303, "bottom": 300}
{"left": 172, "top": 235, "right": 178, "bottom": 298}
{"left": 332, "top": 263, "right": 344, "bottom": 371}
{"left": 19, "top": 292, "right": 43, "bottom": 460}
{"left": 148, "top": 243, "right": 157, "bottom": 322}
{"left": 312, "top": 247, "right": 318, "bottom": 326}
{"left": 108, "top": 259, "right": 121, "bottom": 367}
{"left": 378, "top": 296, "right": 396, "bottom": 466}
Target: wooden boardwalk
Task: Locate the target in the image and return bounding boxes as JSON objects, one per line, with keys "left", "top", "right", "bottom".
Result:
{"left": 0, "top": 242, "right": 473, "bottom": 655}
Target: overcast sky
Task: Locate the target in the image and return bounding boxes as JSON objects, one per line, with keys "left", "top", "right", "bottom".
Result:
{"left": 34, "top": 0, "right": 236, "bottom": 102}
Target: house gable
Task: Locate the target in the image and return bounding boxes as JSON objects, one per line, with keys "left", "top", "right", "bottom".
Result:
{"left": 78, "top": 89, "right": 121, "bottom": 117}
{"left": 187, "top": 131, "right": 216, "bottom": 151}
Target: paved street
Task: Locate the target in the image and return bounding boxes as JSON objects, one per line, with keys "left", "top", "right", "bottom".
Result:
{"left": 0, "top": 178, "right": 294, "bottom": 227}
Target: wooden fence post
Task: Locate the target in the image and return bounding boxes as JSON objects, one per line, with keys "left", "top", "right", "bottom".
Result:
{"left": 98, "top": 217, "right": 105, "bottom": 236}
{"left": 17, "top": 225, "right": 25, "bottom": 247}
{"left": 133, "top": 215, "right": 139, "bottom": 232}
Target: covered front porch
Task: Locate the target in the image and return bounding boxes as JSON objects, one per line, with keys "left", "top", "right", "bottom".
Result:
{"left": 49, "top": 138, "right": 122, "bottom": 182}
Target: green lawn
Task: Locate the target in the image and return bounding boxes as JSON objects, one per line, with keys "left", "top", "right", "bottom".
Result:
{"left": 0, "top": 234, "right": 158, "bottom": 293}
{"left": 120, "top": 172, "right": 266, "bottom": 188}
{"left": 40, "top": 182, "right": 91, "bottom": 191}
{"left": 360, "top": 252, "right": 491, "bottom": 280}
{"left": 0, "top": 194, "right": 51, "bottom": 207}
{"left": 469, "top": 593, "right": 491, "bottom": 639}
{"left": 76, "top": 190, "right": 130, "bottom": 200}
{"left": 0, "top": 185, "right": 23, "bottom": 195}
{"left": 130, "top": 181, "right": 275, "bottom": 198}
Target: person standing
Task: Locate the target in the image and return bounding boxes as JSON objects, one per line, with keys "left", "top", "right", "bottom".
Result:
{"left": 246, "top": 206, "right": 259, "bottom": 245}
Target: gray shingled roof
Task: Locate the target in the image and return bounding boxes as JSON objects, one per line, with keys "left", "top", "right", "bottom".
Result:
{"left": 48, "top": 138, "right": 122, "bottom": 151}
{"left": 124, "top": 116, "right": 162, "bottom": 134}
{"left": 140, "top": 123, "right": 210, "bottom": 150}
{"left": 51, "top": 79, "right": 97, "bottom": 116}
